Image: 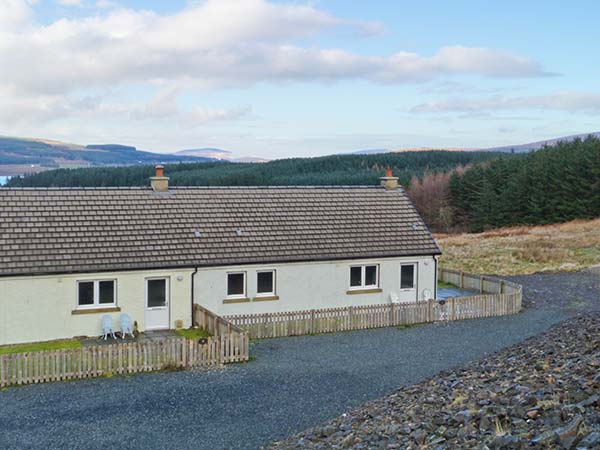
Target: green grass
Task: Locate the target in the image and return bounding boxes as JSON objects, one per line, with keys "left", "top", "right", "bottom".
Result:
{"left": 175, "top": 328, "right": 211, "bottom": 339}
{"left": 438, "top": 280, "right": 458, "bottom": 289}
{"left": 0, "top": 339, "right": 81, "bottom": 355}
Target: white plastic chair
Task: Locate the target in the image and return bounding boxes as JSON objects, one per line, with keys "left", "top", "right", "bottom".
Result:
{"left": 119, "top": 313, "right": 134, "bottom": 339}
{"left": 101, "top": 315, "right": 116, "bottom": 340}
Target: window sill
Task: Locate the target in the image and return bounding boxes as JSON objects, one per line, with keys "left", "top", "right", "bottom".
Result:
{"left": 223, "top": 297, "right": 251, "bottom": 304}
{"left": 253, "top": 295, "right": 280, "bottom": 302}
{"left": 71, "top": 306, "right": 121, "bottom": 315}
{"left": 346, "top": 288, "right": 383, "bottom": 295}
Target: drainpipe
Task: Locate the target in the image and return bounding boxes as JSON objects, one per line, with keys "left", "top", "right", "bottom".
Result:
{"left": 191, "top": 267, "right": 198, "bottom": 328}
{"left": 433, "top": 256, "right": 438, "bottom": 300}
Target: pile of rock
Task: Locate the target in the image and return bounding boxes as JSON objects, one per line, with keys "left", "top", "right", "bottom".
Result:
{"left": 266, "top": 313, "right": 600, "bottom": 449}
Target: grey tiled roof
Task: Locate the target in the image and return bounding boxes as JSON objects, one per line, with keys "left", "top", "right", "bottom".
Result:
{"left": 0, "top": 186, "right": 440, "bottom": 276}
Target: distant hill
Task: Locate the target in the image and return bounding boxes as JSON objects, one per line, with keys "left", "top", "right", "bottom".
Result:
{"left": 350, "top": 148, "right": 390, "bottom": 155}
{"left": 174, "top": 147, "right": 269, "bottom": 163}
{"left": 175, "top": 148, "right": 232, "bottom": 159}
{"left": 345, "top": 132, "right": 600, "bottom": 155}
{"left": 7, "top": 150, "right": 503, "bottom": 188}
{"left": 480, "top": 132, "right": 600, "bottom": 153}
{"left": 0, "top": 136, "right": 215, "bottom": 175}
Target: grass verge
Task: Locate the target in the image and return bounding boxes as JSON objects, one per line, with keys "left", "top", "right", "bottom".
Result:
{"left": 435, "top": 218, "right": 600, "bottom": 275}
{"left": 0, "top": 339, "right": 81, "bottom": 355}
{"left": 175, "top": 328, "right": 212, "bottom": 339}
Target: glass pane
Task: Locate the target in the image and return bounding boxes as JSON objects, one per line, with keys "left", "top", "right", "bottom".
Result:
{"left": 147, "top": 279, "right": 166, "bottom": 307}
{"left": 257, "top": 271, "right": 274, "bottom": 294}
{"left": 401, "top": 265, "right": 415, "bottom": 289}
{"left": 350, "top": 266, "right": 362, "bottom": 287}
{"left": 227, "top": 273, "right": 245, "bottom": 296}
{"left": 365, "top": 265, "right": 378, "bottom": 286}
{"left": 99, "top": 281, "right": 115, "bottom": 304}
{"left": 78, "top": 282, "right": 94, "bottom": 305}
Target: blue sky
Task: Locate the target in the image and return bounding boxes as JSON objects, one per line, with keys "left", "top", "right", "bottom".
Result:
{"left": 1, "top": 0, "right": 599, "bottom": 158}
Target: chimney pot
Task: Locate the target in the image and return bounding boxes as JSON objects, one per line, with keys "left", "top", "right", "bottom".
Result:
{"left": 380, "top": 168, "right": 399, "bottom": 191}
{"left": 150, "top": 165, "right": 169, "bottom": 192}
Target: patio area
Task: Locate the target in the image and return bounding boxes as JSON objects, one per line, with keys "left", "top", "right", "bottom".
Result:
{"left": 80, "top": 330, "right": 178, "bottom": 347}
{"left": 437, "top": 286, "right": 478, "bottom": 300}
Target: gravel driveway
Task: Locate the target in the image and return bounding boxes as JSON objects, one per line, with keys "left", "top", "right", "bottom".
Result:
{"left": 0, "top": 271, "right": 597, "bottom": 450}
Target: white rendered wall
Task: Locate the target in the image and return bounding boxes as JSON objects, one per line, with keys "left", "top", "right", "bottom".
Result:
{"left": 193, "top": 255, "right": 437, "bottom": 317}
{"left": 0, "top": 256, "right": 437, "bottom": 345}
{"left": 0, "top": 268, "right": 194, "bottom": 345}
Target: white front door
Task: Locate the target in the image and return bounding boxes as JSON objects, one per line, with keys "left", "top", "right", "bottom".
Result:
{"left": 145, "top": 277, "right": 170, "bottom": 330}
{"left": 399, "top": 263, "right": 418, "bottom": 302}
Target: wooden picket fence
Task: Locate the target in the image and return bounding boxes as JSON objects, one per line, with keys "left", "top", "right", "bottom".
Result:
{"left": 226, "top": 269, "right": 522, "bottom": 339}
{"left": 438, "top": 267, "right": 522, "bottom": 296}
{"left": 194, "top": 303, "right": 246, "bottom": 337}
{"left": 0, "top": 333, "right": 249, "bottom": 388}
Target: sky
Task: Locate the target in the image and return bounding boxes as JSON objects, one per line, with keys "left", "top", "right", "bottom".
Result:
{"left": 1, "top": 0, "right": 599, "bottom": 159}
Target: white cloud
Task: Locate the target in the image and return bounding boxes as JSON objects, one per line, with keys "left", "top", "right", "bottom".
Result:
{"left": 0, "top": 0, "right": 552, "bottom": 148}
{"left": 130, "top": 86, "right": 251, "bottom": 125}
{"left": 0, "top": 0, "right": 35, "bottom": 29}
{"left": 0, "top": 0, "right": 548, "bottom": 97}
{"left": 57, "top": 0, "right": 83, "bottom": 6}
{"left": 411, "top": 92, "right": 600, "bottom": 114}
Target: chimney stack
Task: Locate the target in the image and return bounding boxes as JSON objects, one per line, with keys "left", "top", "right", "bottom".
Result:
{"left": 380, "top": 167, "right": 399, "bottom": 190}
{"left": 150, "top": 165, "right": 169, "bottom": 192}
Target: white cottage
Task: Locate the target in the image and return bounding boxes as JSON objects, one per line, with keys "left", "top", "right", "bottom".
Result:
{"left": 0, "top": 168, "right": 441, "bottom": 345}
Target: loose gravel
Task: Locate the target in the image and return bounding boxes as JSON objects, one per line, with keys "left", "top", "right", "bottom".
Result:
{"left": 0, "top": 271, "right": 597, "bottom": 450}
{"left": 266, "top": 312, "right": 600, "bottom": 450}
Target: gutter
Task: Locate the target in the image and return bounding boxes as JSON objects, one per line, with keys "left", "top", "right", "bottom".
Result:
{"left": 191, "top": 267, "right": 198, "bottom": 328}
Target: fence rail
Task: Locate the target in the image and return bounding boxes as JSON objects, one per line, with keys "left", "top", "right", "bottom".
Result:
{"left": 438, "top": 267, "right": 522, "bottom": 295}
{"left": 1, "top": 333, "right": 248, "bottom": 388}
{"left": 226, "top": 268, "right": 522, "bottom": 339}
{"left": 194, "top": 303, "right": 246, "bottom": 337}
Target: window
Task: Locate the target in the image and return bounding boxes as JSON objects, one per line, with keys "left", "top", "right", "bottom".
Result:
{"left": 227, "top": 272, "right": 246, "bottom": 298}
{"left": 400, "top": 264, "right": 415, "bottom": 289}
{"left": 257, "top": 270, "right": 275, "bottom": 296}
{"left": 147, "top": 278, "right": 167, "bottom": 308}
{"left": 349, "top": 265, "right": 379, "bottom": 289}
{"left": 77, "top": 280, "right": 116, "bottom": 308}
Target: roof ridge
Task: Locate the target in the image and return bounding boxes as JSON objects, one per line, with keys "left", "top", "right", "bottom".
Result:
{"left": 0, "top": 185, "right": 390, "bottom": 190}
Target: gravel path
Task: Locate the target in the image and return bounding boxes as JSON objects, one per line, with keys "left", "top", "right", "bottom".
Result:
{"left": 0, "top": 271, "right": 597, "bottom": 450}
{"left": 267, "top": 312, "right": 600, "bottom": 449}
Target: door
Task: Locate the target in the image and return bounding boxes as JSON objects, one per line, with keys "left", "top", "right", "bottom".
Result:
{"left": 145, "top": 278, "right": 170, "bottom": 330}
{"left": 399, "top": 263, "right": 418, "bottom": 302}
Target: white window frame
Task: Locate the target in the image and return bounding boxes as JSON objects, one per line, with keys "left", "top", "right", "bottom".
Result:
{"left": 256, "top": 270, "right": 276, "bottom": 297}
{"left": 349, "top": 264, "right": 379, "bottom": 290}
{"left": 226, "top": 271, "right": 247, "bottom": 299}
{"left": 76, "top": 279, "right": 117, "bottom": 309}
{"left": 400, "top": 263, "right": 417, "bottom": 291}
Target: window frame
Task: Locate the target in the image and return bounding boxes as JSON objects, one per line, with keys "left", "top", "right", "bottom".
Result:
{"left": 256, "top": 269, "right": 276, "bottom": 297}
{"left": 76, "top": 279, "right": 117, "bottom": 309}
{"left": 400, "top": 263, "right": 417, "bottom": 291}
{"left": 348, "top": 264, "right": 379, "bottom": 290}
{"left": 145, "top": 277, "right": 170, "bottom": 309}
{"left": 226, "top": 271, "right": 247, "bottom": 299}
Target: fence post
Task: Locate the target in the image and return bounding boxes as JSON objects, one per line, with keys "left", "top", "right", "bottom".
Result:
{"left": 499, "top": 280, "right": 504, "bottom": 294}
{"left": 460, "top": 271, "right": 464, "bottom": 289}
{"left": 310, "top": 310, "right": 315, "bottom": 334}
{"left": 427, "top": 298, "right": 433, "bottom": 323}
{"left": 480, "top": 275, "right": 484, "bottom": 294}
